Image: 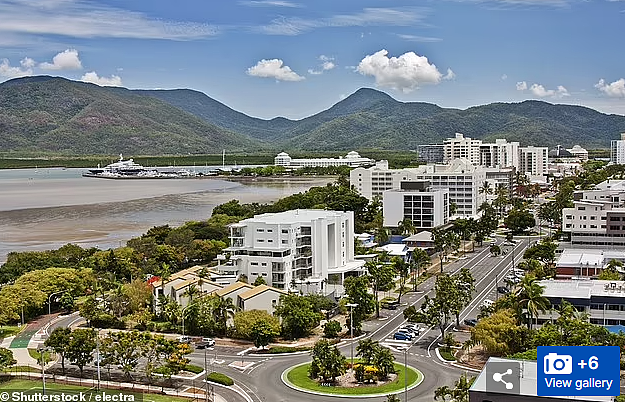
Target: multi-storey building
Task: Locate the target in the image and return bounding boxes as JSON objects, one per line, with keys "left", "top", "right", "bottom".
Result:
{"left": 224, "top": 209, "right": 365, "bottom": 295}
{"left": 555, "top": 249, "right": 625, "bottom": 279}
{"left": 274, "top": 151, "right": 374, "bottom": 168}
{"left": 479, "top": 139, "right": 520, "bottom": 169}
{"left": 443, "top": 133, "right": 482, "bottom": 165}
{"left": 562, "top": 180, "right": 625, "bottom": 247}
{"left": 415, "top": 144, "right": 444, "bottom": 164}
{"left": 351, "top": 159, "right": 486, "bottom": 217}
{"left": 536, "top": 279, "right": 625, "bottom": 327}
{"left": 382, "top": 181, "right": 450, "bottom": 229}
{"left": 519, "top": 146, "right": 548, "bottom": 177}
{"left": 611, "top": 133, "right": 625, "bottom": 165}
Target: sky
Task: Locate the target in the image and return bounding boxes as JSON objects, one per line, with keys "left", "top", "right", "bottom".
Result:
{"left": 0, "top": 0, "right": 624, "bottom": 120}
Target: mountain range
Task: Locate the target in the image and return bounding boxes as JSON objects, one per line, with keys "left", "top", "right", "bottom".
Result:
{"left": 1, "top": 76, "right": 624, "bottom": 155}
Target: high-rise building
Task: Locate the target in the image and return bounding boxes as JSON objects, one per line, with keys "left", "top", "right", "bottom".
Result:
{"left": 611, "top": 133, "right": 625, "bottom": 165}
{"left": 479, "top": 139, "right": 520, "bottom": 168}
{"left": 443, "top": 133, "right": 482, "bottom": 165}
{"left": 383, "top": 181, "right": 450, "bottom": 229}
{"left": 225, "top": 209, "right": 365, "bottom": 295}
{"left": 415, "top": 144, "right": 444, "bottom": 164}
{"left": 518, "top": 146, "right": 548, "bottom": 177}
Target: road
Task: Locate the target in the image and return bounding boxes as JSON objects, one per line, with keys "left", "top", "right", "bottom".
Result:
{"left": 183, "top": 236, "right": 531, "bottom": 402}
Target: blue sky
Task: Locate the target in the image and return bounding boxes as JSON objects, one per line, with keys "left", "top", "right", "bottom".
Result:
{"left": 0, "top": 0, "right": 624, "bottom": 120}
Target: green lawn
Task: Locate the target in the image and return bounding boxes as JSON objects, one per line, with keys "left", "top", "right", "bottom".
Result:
{"left": 0, "top": 325, "right": 22, "bottom": 340}
{"left": 28, "top": 349, "right": 55, "bottom": 364}
{"left": 0, "top": 379, "right": 194, "bottom": 402}
{"left": 285, "top": 362, "right": 422, "bottom": 396}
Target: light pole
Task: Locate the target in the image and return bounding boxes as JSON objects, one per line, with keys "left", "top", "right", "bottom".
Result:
{"left": 403, "top": 337, "right": 417, "bottom": 402}
{"left": 346, "top": 303, "right": 358, "bottom": 372}
{"left": 95, "top": 328, "right": 101, "bottom": 391}
{"left": 38, "top": 346, "right": 52, "bottom": 395}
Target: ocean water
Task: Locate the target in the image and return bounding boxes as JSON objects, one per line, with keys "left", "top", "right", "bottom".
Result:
{"left": 0, "top": 167, "right": 328, "bottom": 262}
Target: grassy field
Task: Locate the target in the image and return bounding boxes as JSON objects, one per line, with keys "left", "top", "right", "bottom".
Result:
{"left": 0, "top": 326, "right": 22, "bottom": 340}
{"left": 0, "top": 379, "right": 195, "bottom": 402}
{"left": 285, "top": 362, "right": 422, "bottom": 396}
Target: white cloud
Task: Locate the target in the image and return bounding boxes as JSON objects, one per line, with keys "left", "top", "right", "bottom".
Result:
{"left": 356, "top": 49, "right": 450, "bottom": 93}
{"left": 20, "top": 57, "right": 35, "bottom": 68}
{"left": 443, "top": 68, "right": 456, "bottom": 80}
{"left": 239, "top": 0, "right": 302, "bottom": 7}
{"left": 517, "top": 80, "right": 569, "bottom": 98}
{"left": 0, "top": 58, "right": 32, "bottom": 78}
{"left": 0, "top": 0, "right": 218, "bottom": 42}
{"left": 595, "top": 78, "right": 625, "bottom": 97}
{"left": 308, "top": 55, "right": 336, "bottom": 75}
{"left": 397, "top": 34, "right": 443, "bottom": 43}
{"left": 501, "top": 74, "right": 508, "bottom": 81}
{"left": 247, "top": 59, "right": 305, "bottom": 81}
{"left": 451, "top": 0, "right": 570, "bottom": 6}
{"left": 258, "top": 7, "right": 428, "bottom": 35}
{"left": 80, "top": 71, "right": 122, "bottom": 86}
{"left": 39, "top": 49, "right": 82, "bottom": 70}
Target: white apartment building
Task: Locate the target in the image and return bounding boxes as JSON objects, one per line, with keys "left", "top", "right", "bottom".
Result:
{"left": 443, "top": 133, "right": 482, "bottom": 165}
{"left": 518, "top": 146, "right": 548, "bottom": 177}
{"left": 611, "top": 133, "right": 625, "bottom": 165}
{"left": 351, "top": 158, "right": 486, "bottom": 217}
{"left": 562, "top": 180, "right": 625, "bottom": 247}
{"left": 274, "top": 151, "right": 374, "bottom": 168}
{"left": 225, "top": 209, "right": 365, "bottom": 295}
{"left": 383, "top": 181, "right": 450, "bottom": 229}
{"left": 479, "top": 139, "right": 520, "bottom": 169}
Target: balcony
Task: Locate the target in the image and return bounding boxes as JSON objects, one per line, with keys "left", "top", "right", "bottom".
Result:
{"left": 296, "top": 238, "right": 311, "bottom": 247}
{"left": 231, "top": 239, "right": 244, "bottom": 248}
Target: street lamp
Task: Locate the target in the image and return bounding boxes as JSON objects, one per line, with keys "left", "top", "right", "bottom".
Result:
{"left": 94, "top": 328, "right": 101, "bottom": 391}
{"left": 403, "top": 337, "right": 417, "bottom": 402}
{"left": 48, "top": 290, "right": 69, "bottom": 330}
{"left": 346, "top": 303, "right": 358, "bottom": 372}
{"left": 38, "top": 346, "right": 52, "bottom": 395}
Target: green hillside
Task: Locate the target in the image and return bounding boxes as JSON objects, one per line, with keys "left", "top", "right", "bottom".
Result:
{"left": 0, "top": 76, "right": 261, "bottom": 155}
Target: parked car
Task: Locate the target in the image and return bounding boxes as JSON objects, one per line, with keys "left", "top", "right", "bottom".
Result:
{"left": 464, "top": 319, "right": 478, "bottom": 327}
{"left": 202, "top": 337, "right": 215, "bottom": 346}
{"left": 399, "top": 326, "right": 419, "bottom": 335}
{"left": 394, "top": 332, "right": 412, "bottom": 341}
{"left": 481, "top": 299, "right": 494, "bottom": 308}
{"left": 381, "top": 300, "right": 400, "bottom": 310}
{"left": 178, "top": 336, "right": 191, "bottom": 343}
{"left": 497, "top": 286, "right": 510, "bottom": 294}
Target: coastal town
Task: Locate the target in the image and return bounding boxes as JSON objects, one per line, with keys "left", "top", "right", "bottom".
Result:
{"left": 2, "top": 131, "right": 625, "bottom": 402}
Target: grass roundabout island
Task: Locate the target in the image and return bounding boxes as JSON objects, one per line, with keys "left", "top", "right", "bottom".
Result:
{"left": 282, "top": 362, "right": 424, "bottom": 397}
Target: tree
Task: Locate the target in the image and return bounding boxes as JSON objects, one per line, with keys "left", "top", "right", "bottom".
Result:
{"left": 404, "top": 294, "right": 450, "bottom": 340}
{"left": 212, "top": 296, "right": 237, "bottom": 336}
{"left": 599, "top": 259, "right": 623, "bottom": 280}
{"left": 373, "top": 346, "right": 396, "bottom": 380}
{"left": 454, "top": 268, "right": 476, "bottom": 326}
{"left": 410, "top": 248, "right": 430, "bottom": 291}
{"left": 515, "top": 276, "right": 550, "bottom": 329}
{"left": 489, "top": 245, "right": 501, "bottom": 257}
{"left": 343, "top": 276, "right": 375, "bottom": 334}
{"left": 323, "top": 320, "right": 342, "bottom": 338}
{"left": 367, "top": 259, "right": 395, "bottom": 318}
{"left": 392, "top": 257, "right": 410, "bottom": 303}
{"left": 387, "top": 395, "right": 401, "bottom": 402}
{"left": 504, "top": 208, "right": 536, "bottom": 234}
{"left": 233, "top": 310, "right": 281, "bottom": 340}
{"left": 275, "top": 294, "right": 322, "bottom": 339}
{"left": 479, "top": 181, "right": 493, "bottom": 197}
{"left": 397, "top": 218, "right": 415, "bottom": 236}
{"left": 107, "top": 331, "right": 143, "bottom": 380}
{"left": 0, "top": 348, "right": 16, "bottom": 371}
{"left": 45, "top": 327, "right": 71, "bottom": 375}
{"left": 356, "top": 339, "right": 380, "bottom": 364}
{"left": 434, "top": 374, "right": 475, "bottom": 402}
{"left": 79, "top": 296, "right": 100, "bottom": 327}
{"left": 66, "top": 329, "right": 97, "bottom": 377}
{"left": 523, "top": 241, "right": 557, "bottom": 264}
{"left": 253, "top": 276, "right": 266, "bottom": 286}
{"left": 59, "top": 292, "right": 75, "bottom": 313}
{"left": 309, "top": 339, "right": 346, "bottom": 383}
{"left": 470, "top": 309, "right": 528, "bottom": 356}
{"left": 250, "top": 320, "right": 279, "bottom": 349}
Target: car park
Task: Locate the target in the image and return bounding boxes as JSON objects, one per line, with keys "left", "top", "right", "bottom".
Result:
{"left": 394, "top": 332, "right": 412, "bottom": 341}
{"left": 397, "top": 329, "right": 414, "bottom": 338}
{"left": 399, "top": 326, "right": 419, "bottom": 335}
{"left": 464, "top": 318, "right": 478, "bottom": 327}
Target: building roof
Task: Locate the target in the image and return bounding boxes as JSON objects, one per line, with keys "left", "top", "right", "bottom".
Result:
{"left": 538, "top": 279, "right": 625, "bottom": 299}
{"left": 215, "top": 281, "right": 254, "bottom": 297}
{"left": 378, "top": 243, "right": 408, "bottom": 256}
{"left": 471, "top": 357, "right": 611, "bottom": 401}
{"left": 402, "top": 231, "right": 433, "bottom": 243}
{"left": 238, "top": 284, "right": 288, "bottom": 300}
{"left": 556, "top": 249, "right": 625, "bottom": 271}
{"left": 235, "top": 209, "right": 350, "bottom": 225}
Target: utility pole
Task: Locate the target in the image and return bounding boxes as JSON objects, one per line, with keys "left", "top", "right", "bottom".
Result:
{"left": 346, "top": 303, "right": 358, "bottom": 372}
{"left": 95, "top": 329, "right": 101, "bottom": 391}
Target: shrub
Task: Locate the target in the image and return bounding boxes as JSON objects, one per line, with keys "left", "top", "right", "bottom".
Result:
{"left": 439, "top": 347, "right": 456, "bottom": 361}
{"left": 184, "top": 364, "right": 204, "bottom": 374}
{"left": 323, "top": 320, "right": 342, "bottom": 338}
{"left": 206, "top": 372, "right": 234, "bottom": 386}
{"left": 91, "top": 313, "right": 125, "bottom": 329}
{"left": 233, "top": 310, "right": 280, "bottom": 340}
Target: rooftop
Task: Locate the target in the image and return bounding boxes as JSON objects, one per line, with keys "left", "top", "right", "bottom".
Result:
{"left": 538, "top": 279, "right": 625, "bottom": 299}
{"left": 238, "top": 284, "right": 288, "bottom": 300}
{"left": 402, "top": 231, "right": 433, "bottom": 243}
{"left": 556, "top": 249, "right": 625, "bottom": 270}
{"left": 234, "top": 209, "right": 350, "bottom": 225}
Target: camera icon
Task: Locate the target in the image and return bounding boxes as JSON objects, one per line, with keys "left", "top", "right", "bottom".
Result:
{"left": 544, "top": 353, "right": 573, "bottom": 375}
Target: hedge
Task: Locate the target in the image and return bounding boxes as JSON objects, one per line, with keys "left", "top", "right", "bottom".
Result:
{"left": 206, "top": 372, "right": 234, "bottom": 386}
{"left": 184, "top": 364, "right": 204, "bottom": 374}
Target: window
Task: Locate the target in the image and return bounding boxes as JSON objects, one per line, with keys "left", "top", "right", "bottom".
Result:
{"left": 591, "top": 216, "right": 596, "bottom": 220}
{"left": 282, "top": 240, "right": 288, "bottom": 244}
{"left": 261, "top": 262, "right": 267, "bottom": 266}
{"left": 257, "top": 239, "right": 264, "bottom": 243}
{"left": 257, "top": 228, "right": 265, "bottom": 232}
{"left": 282, "top": 229, "right": 289, "bottom": 234}
{"left": 262, "top": 272, "right": 268, "bottom": 276}
{"left": 610, "top": 217, "right": 621, "bottom": 221}
{"left": 251, "top": 272, "right": 258, "bottom": 275}
{"left": 267, "top": 239, "right": 273, "bottom": 243}
{"left": 578, "top": 207, "right": 586, "bottom": 211}
{"left": 251, "top": 262, "right": 258, "bottom": 266}
{"left": 267, "top": 229, "right": 273, "bottom": 233}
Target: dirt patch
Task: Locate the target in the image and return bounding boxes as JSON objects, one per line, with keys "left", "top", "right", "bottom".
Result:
{"left": 317, "top": 371, "right": 398, "bottom": 389}
{"left": 455, "top": 344, "right": 490, "bottom": 371}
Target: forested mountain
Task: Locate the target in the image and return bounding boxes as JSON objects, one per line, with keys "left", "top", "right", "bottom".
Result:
{"left": 1, "top": 76, "right": 624, "bottom": 155}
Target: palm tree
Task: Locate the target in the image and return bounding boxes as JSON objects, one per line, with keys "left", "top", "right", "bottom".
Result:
{"left": 212, "top": 296, "right": 237, "bottom": 335}
{"left": 161, "top": 297, "right": 181, "bottom": 325}
{"left": 434, "top": 385, "right": 452, "bottom": 401}
{"left": 397, "top": 218, "right": 415, "bottom": 236}
{"left": 392, "top": 257, "right": 409, "bottom": 303}
{"left": 479, "top": 181, "right": 493, "bottom": 197}
{"left": 182, "top": 284, "right": 200, "bottom": 303}
{"left": 373, "top": 347, "right": 396, "bottom": 380}
{"left": 515, "top": 276, "right": 550, "bottom": 329}
{"left": 356, "top": 339, "right": 380, "bottom": 364}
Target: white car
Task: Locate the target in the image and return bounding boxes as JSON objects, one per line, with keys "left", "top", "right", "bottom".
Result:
{"left": 481, "top": 299, "right": 494, "bottom": 308}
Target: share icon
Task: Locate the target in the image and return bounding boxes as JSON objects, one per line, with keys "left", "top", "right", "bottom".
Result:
{"left": 492, "top": 369, "right": 514, "bottom": 390}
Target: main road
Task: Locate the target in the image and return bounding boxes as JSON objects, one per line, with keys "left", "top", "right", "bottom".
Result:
{"left": 185, "top": 236, "right": 531, "bottom": 402}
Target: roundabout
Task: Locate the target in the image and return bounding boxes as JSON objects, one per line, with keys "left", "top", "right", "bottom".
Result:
{"left": 281, "top": 361, "right": 424, "bottom": 398}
